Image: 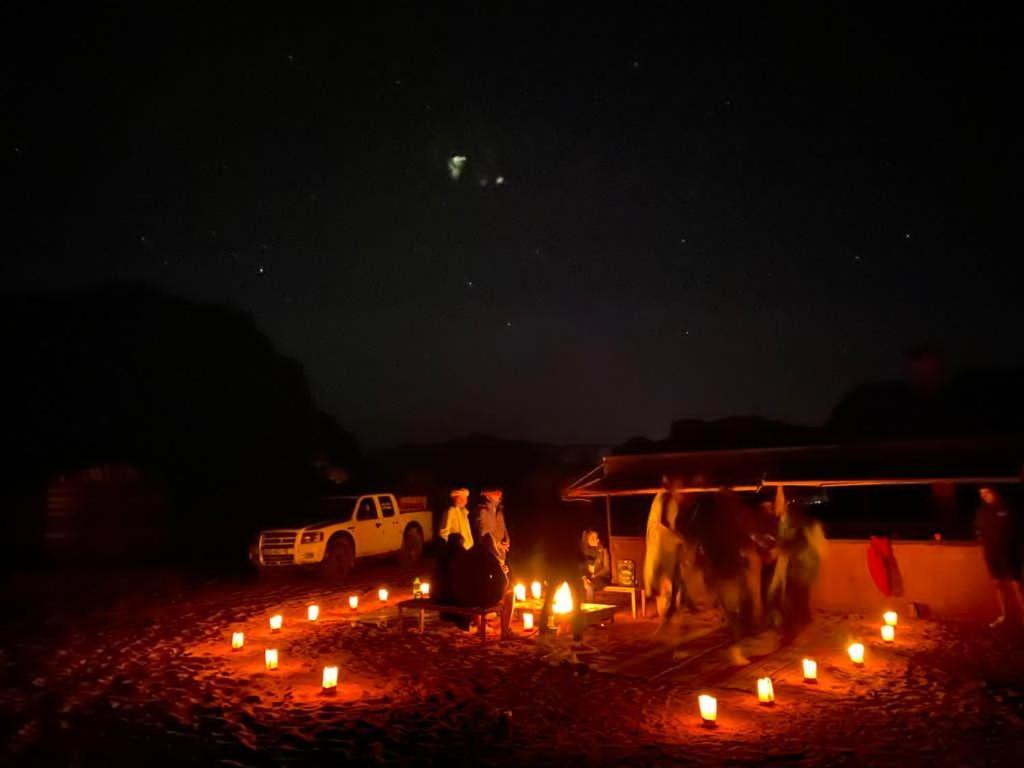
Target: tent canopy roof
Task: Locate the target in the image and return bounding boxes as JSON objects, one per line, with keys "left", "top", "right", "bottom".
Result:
{"left": 565, "top": 436, "right": 1024, "bottom": 498}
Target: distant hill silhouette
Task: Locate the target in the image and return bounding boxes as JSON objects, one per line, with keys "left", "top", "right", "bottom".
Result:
{"left": 2, "top": 283, "right": 359, "bottom": 564}
{"left": 827, "top": 367, "right": 1024, "bottom": 441}
{"left": 616, "top": 415, "right": 823, "bottom": 455}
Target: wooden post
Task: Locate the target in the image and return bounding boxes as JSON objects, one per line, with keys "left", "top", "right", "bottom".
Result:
{"left": 605, "top": 495, "right": 615, "bottom": 583}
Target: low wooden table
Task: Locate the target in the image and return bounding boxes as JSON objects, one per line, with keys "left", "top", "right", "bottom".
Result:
{"left": 599, "top": 585, "right": 646, "bottom": 619}
{"left": 395, "top": 598, "right": 502, "bottom": 640}
{"left": 513, "top": 598, "right": 618, "bottom": 630}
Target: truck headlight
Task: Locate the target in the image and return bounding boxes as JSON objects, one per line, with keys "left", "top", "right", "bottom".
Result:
{"left": 300, "top": 531, "right": 324, "bottom": 544}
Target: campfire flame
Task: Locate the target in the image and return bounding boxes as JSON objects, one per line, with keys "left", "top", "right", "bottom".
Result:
{"left": 552, "top": 581, "right": 573, "bottom": 615}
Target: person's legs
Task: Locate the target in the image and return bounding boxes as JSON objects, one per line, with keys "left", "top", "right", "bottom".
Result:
{"left": 1009, "top": 580, "right": 1024, "bottom": 621}
{"left": 499, "top": 589, "right": 514, "bottom": 639}
{"left": 990, "top": 580, "right": 1008, "bottom": 627}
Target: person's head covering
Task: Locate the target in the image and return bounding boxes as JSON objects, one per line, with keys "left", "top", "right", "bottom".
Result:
{"left": 450, "top": 487, "right": 470, "bottom": 499}
{"left": 580, "top": 528, "right": 599, "bottom": 554}
{"left": 482, "top": 488, "right": 503, "bottom": 501}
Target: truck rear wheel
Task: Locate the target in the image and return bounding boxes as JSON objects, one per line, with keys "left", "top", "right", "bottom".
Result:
{"left": 322, "top": 536, "right": 354, "bottom": 581}
{"left": 399, "top": 526, "right": 424, "bottom": 566}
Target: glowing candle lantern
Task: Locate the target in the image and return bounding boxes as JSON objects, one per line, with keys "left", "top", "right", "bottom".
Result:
{"left": 514, "top": 583, "right": 527, "bottom": 602}
{"left": 552, "top": 582, "right": 574, "bottom": 615}
{"left": 269, "top": 614, "right": 283, "bottom": 632}
{"left": 698, "top": 694, "right": 717, "bottom": 724}
{"left": 264, "top": 648, "right": 278, "bottom": 670}
{"left": 881, "top": 624, "right": 895, "bottom": 643}
{"left": 231, "top": 631, "right": 245, "bottom": 651}
{"left": 802, "top": 658, "right": 818, "bottom": 683}
{"left": 348, "top": 595, "right": 359, "bottom": 610}
{"left": 378, "top": 587, "right": 389, "bottom": 602}
{"left": 757, "top": 677, "right": 775, "bottom": 705}
{"left": 883, "top": 611, "right": 898, "bottom": 627}
{"left": 522, "top": 612, "right": 535, "bottom": 630}
{"left": 848, "top": 642, "right": 865, "bottom": 665}
{"left": 307, "top": 604, "right": 320, "bottom": 622}
{"left": 530, "top": 581, "right": 543, "bottom": 600}
{"left": 420, "top": 582, "right": 431, "bottom": 598}
{"left": 322, "top": 665, "right": 338, "bottom": 694}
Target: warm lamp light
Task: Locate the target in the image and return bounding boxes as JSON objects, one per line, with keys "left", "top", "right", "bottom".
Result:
{"left": 757, "top": 677, "right": 775, "bottom": 705}
{"left": 514, "top": 583, "right": 527, "bottom": 602}
{"left": 881, "top": 624, "right": 895, "bottom": 642}
{"left": 308, "top": 605, "right": 320, "bottom": 621}
{"left": 420, "top": 582, "right": 431, "bottom": 598}
{"left": 848, "top": 642, "right": 865, "bottom": 665}
{"left": 231, "top": 632, "right": 244, "bottom": 651}
{"left": 264, "top": 648, "right": 279, "bottom": 670}
{"left": 378, "top": 587, "right": 389, "bottom": 602}
{"left": 322, "top": 665, "right": 338, "bottom": 694}
{"left": 883, "top": 611, "right": 898, "bottom": 626}
{"left": 269, "top": 614, "right": 283, "bottom": 632}
{"left": 530, "top": 581, "right": 543, "bottom": 600}
{"left": 552, "top": 582, "right": 574, "bottom": 615}
{"left": 522, "top": 612, "right": 535, "bottom": 630}
{"left": 348, "top": 595, "right": 359, "bottom": 610}
{"left": 698, "top": 694, "right": 717, "bottom": 724}
{"left": 802, "top": 658, "right": 817, "bottom": 682}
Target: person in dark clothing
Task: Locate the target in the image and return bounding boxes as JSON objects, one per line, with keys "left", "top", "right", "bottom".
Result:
{"left": 976, "top": 486, "right": 1024, "bottom": 628}
{"left": 696, "top": 491, "right": 756, "bottom": 665}
{"left": 768, "top": 487, "right": 826, "bottom": 644}
{"left": 580, "top": 529, "right": 611, "bottom": 601}
{"left": 450, "top": 532, "right": 514, "bottom": 638}
{"left": 435, "top": 533, "right": 471, "bottom": 629}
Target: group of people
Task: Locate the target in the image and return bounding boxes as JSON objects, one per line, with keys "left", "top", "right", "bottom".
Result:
{"left": 643, "top": 476, "right": 827, "bottom": 665}
{"left": 434, "top": 487, "right": 515, "bottom": 638}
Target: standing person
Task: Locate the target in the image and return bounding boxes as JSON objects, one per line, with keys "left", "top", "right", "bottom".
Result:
{"left": 440, "top": 488, "right": 474, "bottom": 550}
{"left": 469, "top": 488, "right": 513, "bottom": 638}
{"left": 975, "top": 486, "right": 1024, "bottom": 628}
{"left": 768, "top": 487, "right": 826, "bottom": 644}
{"left": 473, "top": 488, "right": 510, "bottom": 566}
{"left": 644, "top": 475, "right": 694, "bottom": 631}
{"left": 580, "top": 529, "right": 611, "bottom": 601}
{"left": 699, "top": 491, "right": 756, "bottom": 666}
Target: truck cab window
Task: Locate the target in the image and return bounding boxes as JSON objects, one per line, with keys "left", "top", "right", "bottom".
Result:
{"left": 356, "top": 499, "right": 377, "bottom": 521}
{"left": 378, "top": 496, "right": 395, "bottom": 518}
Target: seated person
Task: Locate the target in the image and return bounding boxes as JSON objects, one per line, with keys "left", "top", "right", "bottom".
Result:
{"left": 450, "top": 532, "right": 514, "bottom": 639}
{"left": 435, "top": 533, "right": 470, "bottom": 628}
{"left": 580, "top": 528, "right": 611, "bottom": 601}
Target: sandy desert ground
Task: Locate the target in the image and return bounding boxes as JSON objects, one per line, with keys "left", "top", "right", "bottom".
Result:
{"left": 2, "top": 562, "right": 1024, "bottom": 766}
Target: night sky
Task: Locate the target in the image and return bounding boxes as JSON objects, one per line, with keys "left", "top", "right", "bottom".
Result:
{"left": 5, "top": 5, "right": 1018, "bottom": 447}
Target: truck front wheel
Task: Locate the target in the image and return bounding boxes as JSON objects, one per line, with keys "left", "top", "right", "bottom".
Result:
{"left": 399, "top": 526, "right": 424, "bottom": 566}
{"left": 322, "top": 536, "right": 355, "bottom": 581}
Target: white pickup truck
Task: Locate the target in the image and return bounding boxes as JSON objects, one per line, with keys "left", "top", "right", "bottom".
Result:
{"left": 254, "top": 493, "right": 432, "bottom": 579}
